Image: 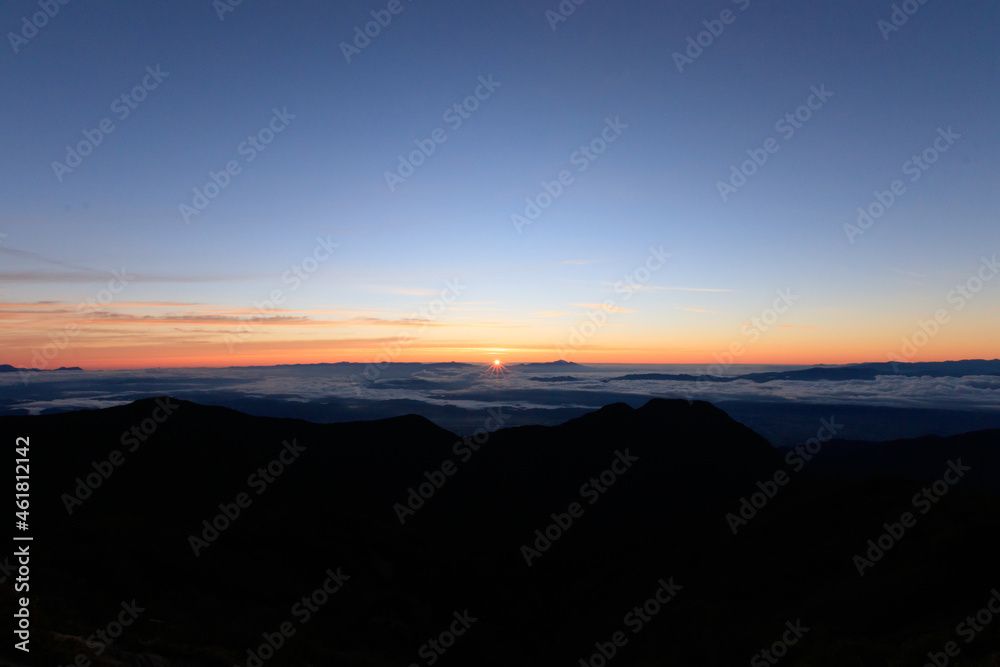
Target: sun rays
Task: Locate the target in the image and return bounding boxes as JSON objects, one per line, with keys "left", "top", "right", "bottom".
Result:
{"left": 483, "top": 359, "right": 508, "bottom": 379}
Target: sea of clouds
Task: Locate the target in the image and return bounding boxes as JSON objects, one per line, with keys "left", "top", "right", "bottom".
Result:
{"left": 4, "top": 362, "right": 1000, "bottom": 416}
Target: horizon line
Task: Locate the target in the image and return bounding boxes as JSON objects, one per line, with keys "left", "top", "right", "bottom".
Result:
{"left": 5, "top": 357, "right": 998, "bottom": 373}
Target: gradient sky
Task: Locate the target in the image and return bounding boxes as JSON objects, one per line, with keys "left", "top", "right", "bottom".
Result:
{"left": 1, "top": 0, "right": 998, "bottom": 369}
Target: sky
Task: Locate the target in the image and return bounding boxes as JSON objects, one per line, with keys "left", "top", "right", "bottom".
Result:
{"left": 1, "top": 0, "right": 998, "bottom": 369}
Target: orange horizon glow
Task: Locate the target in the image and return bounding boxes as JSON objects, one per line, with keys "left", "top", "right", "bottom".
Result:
{"left": 3, "top": 298, "right": 997, "bottom": 371}
{"left": 6, "top": 346, "right": 995, "bottom": 372}
{"left": 4, "top": 324, "right": 996, "bottom": 370}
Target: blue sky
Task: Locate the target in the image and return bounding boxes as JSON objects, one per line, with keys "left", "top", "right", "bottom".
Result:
{"left": 1, "top": 0, "right": 998, "bottom": 368}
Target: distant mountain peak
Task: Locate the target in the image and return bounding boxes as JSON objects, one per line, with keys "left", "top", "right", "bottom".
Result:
{"left": 0, "top": 364, "right": 83, "bottom": 373}
{"left": 512, "top": 360, "right": 585, "bottom": 369}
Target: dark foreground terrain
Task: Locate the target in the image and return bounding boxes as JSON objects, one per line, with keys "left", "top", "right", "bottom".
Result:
{"left": 2, "top": 397, "right": 998, "bottom": 666}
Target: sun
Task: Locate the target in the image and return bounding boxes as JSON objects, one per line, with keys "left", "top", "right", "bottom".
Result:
{"left": 484, "top": 359, "right": 508, "bottom": 379}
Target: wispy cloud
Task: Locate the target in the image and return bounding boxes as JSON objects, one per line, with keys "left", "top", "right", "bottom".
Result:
{"left": 597, "top": 283, "right": 732, "bottom": 293}
{"left": 0, "top": 246, "right": 100, "bottom": 273}
{"left": 573, "top": 303, "right": 634, "bottom": 313}
{"left": 890, "top": 267, "right": 928, "bottom": 279}
{"left": 741, "top": 323, "right": 819, "bottom": 330}
{"left": 0, "top": 271, "right": 262, "bottom": 283}
{"left": 1, "top": 246, "right": 264, "bottom": 283}
{"left": 646, "top": 286, "right": 733, "bottom": 293}
{"left": 561, "top": 259, "right": 608, "bottom": 266}
{"left": 0, "top": 301, "right": 203, "bottom": 311}
{"left": 90, "top": 313, "right": 314, "bottom": 325}
{"left": 364, "top": 286, "right": 442, "bottom": 296}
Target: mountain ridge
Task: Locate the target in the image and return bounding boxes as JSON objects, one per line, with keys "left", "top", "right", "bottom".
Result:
{"left": 4, "top": 396, "right": 999, "bottom": 666}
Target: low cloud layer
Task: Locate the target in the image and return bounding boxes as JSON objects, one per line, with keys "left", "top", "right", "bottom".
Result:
{"left": 4, "top": 361, "right": 1000, "bottom": 416}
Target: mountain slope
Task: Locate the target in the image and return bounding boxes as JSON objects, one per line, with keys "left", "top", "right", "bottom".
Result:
{"left": 2, "top": 397, "right": 998, "bottom": 666}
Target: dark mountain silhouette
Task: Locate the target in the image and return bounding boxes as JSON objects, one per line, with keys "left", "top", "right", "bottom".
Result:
{"left": 809, "top": 429, "right": 1000, "bottom": 494}
{"left": 607, "top": 358, "right": 1000, "bottom": 383}
{"left": 0, "top": 364, "right": 83, "bottom": 373}
{"left": 3, "top": 398, "right": 999, "bottom": 666}
{"left": 718, "top": 399, "right": 1000, "bottom": 448}
{"left": 512, "top": 360, "right": 587, "bottom": 370}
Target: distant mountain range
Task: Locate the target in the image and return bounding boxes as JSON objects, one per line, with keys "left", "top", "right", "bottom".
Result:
{"left": 5, "top": 359, "right": 998, "bottom": 379}
{"left": 0, "top": 364, "right": 83, "bottom": 373}
{"left": 606, "top": 359, "right": 1000, "bottom": 383}
{"left": 6, "top": 358, "right": 998, "bottom": 381}
{"left": 512, "top": 360, "right": 587, "bottom": 370}
{"left": 5, "top": 397, "right": 999, "bottom": 666}
{"left": 224, "top": 360, "right": 587, "bottom": 371}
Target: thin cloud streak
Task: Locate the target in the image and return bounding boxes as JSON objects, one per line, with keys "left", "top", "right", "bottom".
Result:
{"left": 0, "top": 271, "right": 264, "bottom": 283}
